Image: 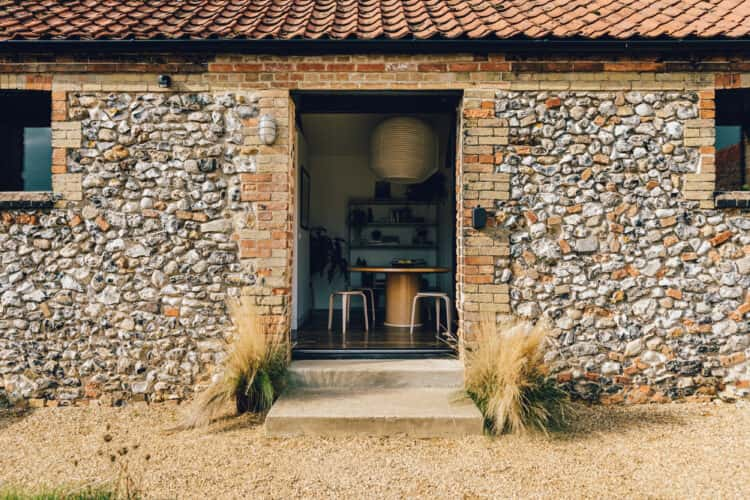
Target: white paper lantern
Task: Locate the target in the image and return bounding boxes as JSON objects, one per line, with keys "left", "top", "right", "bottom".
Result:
{"left": 370, "top": 117, "right": 437, "bottom": 184}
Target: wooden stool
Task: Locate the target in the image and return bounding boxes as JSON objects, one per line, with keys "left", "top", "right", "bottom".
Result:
{"left": 410, "top": 292, "right": 451, "bottom": 338}
{"left": 350, "top": 287, "right": 376, "bottom": 326}
{"left": 328, "top": 291, "right": 370, "bottom": 334}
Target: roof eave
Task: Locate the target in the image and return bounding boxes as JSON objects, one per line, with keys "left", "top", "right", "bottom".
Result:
{"left": 2, "top": 36, "right": 750, "bottom": 54}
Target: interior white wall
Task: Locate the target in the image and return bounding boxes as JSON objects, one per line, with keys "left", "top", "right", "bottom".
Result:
{"left": 297, "top": 113, "right": 456, "bottom": 315}
{"left": 309, "top": 152, "right": 378, "bottom": 310}
{"left": 293, "top": 130, "right": 311, "bottom": 329}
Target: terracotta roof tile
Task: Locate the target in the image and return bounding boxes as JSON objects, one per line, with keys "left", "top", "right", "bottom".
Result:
{"left": 0, "top": 0, "right": 748, "bottom": 41}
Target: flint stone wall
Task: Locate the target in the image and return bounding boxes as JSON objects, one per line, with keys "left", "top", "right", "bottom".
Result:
{"left": 493, "top": 90, "right": 750, "bottom": 403}
{"left": 0, "top": 91, "right": 270, "bottom": 405}
{"left": 1, "top": 84, "right": 749, "bottom": 408}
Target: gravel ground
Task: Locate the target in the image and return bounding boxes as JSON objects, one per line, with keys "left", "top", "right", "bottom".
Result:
{"left": 1, "top": 401, "right": 748, "bottom": 499}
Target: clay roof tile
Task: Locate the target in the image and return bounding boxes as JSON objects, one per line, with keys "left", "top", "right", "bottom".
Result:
{"left": 0, "top": 0, "right": 747, "bottom": 41}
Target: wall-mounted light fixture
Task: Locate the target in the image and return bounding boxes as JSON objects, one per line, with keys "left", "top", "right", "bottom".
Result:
{"left": 158, "top": 75, "right": 172, "bottom": 88}
{"left": 472, "top": 206, "right": 487, "bottom": 230}
{"left": 259, "top": 114, "right": 277, "bottom": 145}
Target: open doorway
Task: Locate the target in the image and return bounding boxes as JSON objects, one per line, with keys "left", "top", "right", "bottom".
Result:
{"left": 292, "top": 91, "right": 461, "bottom": 356}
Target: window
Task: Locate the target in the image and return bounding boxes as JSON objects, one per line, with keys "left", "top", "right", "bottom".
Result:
{"left": 0, "top": 90, "right": 52, "bottom": 192}
{"left": 715, "top": 89, "right": 750, "bottom": 192}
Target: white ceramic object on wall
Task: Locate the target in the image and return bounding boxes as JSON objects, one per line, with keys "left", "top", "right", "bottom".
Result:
{"left": 258, "top": 114, "right": 277, "bottom": 145}
{"left": 369, "top": 117, "right": 437, "bottom": 184}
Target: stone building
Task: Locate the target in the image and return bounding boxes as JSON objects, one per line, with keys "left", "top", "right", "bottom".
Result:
{"left": 0, "top": 1, "right": 749, "bottom": 407}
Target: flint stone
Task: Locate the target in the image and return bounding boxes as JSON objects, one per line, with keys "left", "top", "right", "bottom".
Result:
{"left": 601, "top": 361, "right": 621, "bottom": 375}
{"left": 131, "top": 381, "right": 150, "bottom": 394}
{"left": 713, "top": 320, "right": 738, "bottom": 336}
{"left": 737, "top": 256, "right": 750, "bottom": 275}
{"left": 61, "top": 275, "right": 83, "bottom": 292}
{"left": 23, "top": 290, "right": 46, "bottom": 303}
{"left": 635, "top": 103, "right": 653, "bottom": 116}
{"left": 625, "top": 338, "right": 644, "bottom": 357}
{"left": 641, "top": 350, "right": 667, "bottom": 365}
{"left": 574, "top": 237, "right": 598, "bottom": 253}
{"left": 633, "top": 298, "right": 657, "bottom": 320}
{"left": 664, "top": 122, "right": 683, "bottom": 139}
{"left": 97, "top": 286, "right": 121, "bottom": 305}
{"left": 517, "top": 302, "right": 540, "bottom": 318}
{"left": 125, "top": 245, "right": 149, "bottom": 258}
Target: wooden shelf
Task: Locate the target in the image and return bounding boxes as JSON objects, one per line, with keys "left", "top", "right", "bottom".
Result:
{"left": 349, "top": 198, "right": 438, "bottom": 206}
{"left": 350, "top": 245, "right": 437, "bottom": 250}
{"left": 358, "top": 222, "right": 437, "bottom": 227}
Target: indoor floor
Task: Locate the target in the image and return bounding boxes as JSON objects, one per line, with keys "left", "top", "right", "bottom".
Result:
{"left": 293, "top": 309, "right": 455, "bottom": 351}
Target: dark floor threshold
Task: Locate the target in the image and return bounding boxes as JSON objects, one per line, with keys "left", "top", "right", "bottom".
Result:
{"left": 292, "top": 348, "right": 456, "bottom": 360}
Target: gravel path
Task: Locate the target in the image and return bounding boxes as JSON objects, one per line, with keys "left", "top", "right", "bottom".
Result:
{"left": 1, "top": 401, "right": 748, "bottom": 499}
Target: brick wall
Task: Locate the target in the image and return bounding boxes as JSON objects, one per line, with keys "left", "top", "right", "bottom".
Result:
{"left": 235, "top": 91, "right": 293, "bottom": 329}
{"left": 459, "top": 89, "right": 511, "bottom": 334}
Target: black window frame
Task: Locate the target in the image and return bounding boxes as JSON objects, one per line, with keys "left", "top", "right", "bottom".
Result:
{"left": 0, "top": 89, "right": 53, "bottom": 193}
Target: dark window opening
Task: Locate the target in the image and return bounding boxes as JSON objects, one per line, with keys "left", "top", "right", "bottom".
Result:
{"left": 715, "top": 89, "right": 750, "bottom": 192}
{"left": 0, "top": 90, "right": 52, "bottom": 192}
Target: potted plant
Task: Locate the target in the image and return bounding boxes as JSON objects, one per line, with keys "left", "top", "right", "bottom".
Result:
{"left": 310, "top": 227, "right": 348, "bottom": 283}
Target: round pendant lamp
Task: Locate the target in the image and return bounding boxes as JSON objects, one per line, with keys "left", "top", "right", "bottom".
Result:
{"left": 370, "top": 117, "right": 437, "bottom": 184}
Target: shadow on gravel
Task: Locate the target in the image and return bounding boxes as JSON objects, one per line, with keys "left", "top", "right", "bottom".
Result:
{"left": 554, "top": 403, "right": 686, "bottom": 440}
{"left": 0, "top": 407, "right": 35, "bottom": 432}
{"left": 208, "top": 412, "right": 265, "bottom": 434}
{"left": 165, "top": 411, "right": 265, "bottom": 436}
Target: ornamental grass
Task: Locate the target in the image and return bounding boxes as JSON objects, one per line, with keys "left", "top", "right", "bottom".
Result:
{"left": 181, "top": 297, "right": 288, "bottom": 429}
{"left": 464, "top": 314, "right": 570, "bottom": 435}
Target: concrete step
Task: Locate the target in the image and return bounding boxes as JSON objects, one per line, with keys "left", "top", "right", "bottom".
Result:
{"left": 287, "top": 359, "right": 465, "bottom": 389}
{"left": 265, "top": 387, "right": 483, "bottom": 437}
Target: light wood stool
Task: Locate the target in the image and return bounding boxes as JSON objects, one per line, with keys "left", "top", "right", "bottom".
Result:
{"left": 410, "top": 292, "right": 451, "bottom": 338}
{"left": 328, "top": 290, "right": 370, "bottom": 334}
{"left": 350, "top": 287, "right": 376, "bottom": 326}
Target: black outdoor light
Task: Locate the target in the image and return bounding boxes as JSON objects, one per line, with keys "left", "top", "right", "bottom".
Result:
{"left": 472, "top": 206, "right": 487, "bottom": 230}
{"left": 158, "top": 74, "right": 172, "bottom": 88}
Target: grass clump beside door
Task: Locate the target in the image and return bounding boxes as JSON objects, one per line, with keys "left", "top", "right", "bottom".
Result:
{"left": 464, "top": 314, "right": 570, "bottom": 435}
{"left": 182, "top": 297, "right": 288, "bottom": 428}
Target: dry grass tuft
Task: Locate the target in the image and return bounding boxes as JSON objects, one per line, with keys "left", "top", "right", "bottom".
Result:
{"left": 464, "top": 314, "right": 570, "bottom": 435}
{"left": 0, "top": 486, "right": 117, "bottom": 500}
{"left": 181, "top": 298, "right": 288, "bottom": 429}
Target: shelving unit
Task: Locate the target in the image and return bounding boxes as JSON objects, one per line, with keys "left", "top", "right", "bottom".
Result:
{"left": 346, "top": 198, "right": 440, "bottom": 294}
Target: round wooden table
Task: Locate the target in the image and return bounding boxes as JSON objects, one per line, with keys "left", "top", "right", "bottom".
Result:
{"left": 349, "top": 267, "right": 451, "bottom": 327}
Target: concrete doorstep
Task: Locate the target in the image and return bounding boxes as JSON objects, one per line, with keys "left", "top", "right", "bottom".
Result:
{"left": 265, "top": 360, "right": 484, "bottom": 437}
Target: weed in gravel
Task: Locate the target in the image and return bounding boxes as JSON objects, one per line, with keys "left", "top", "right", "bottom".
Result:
{"left": 181, "top": 298, "right": 288, "bottom": 428}
{"left": 0, "top": 423, "right": 148, "bottom": 500}
{"left": 464, "top": 314, "right": 570, "bottom": 435}
{"left": 93, "top": 423, "right": 147, "bottom": 499}
{"left": 0, "top": 485, "right": 116, "bottom": 499}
